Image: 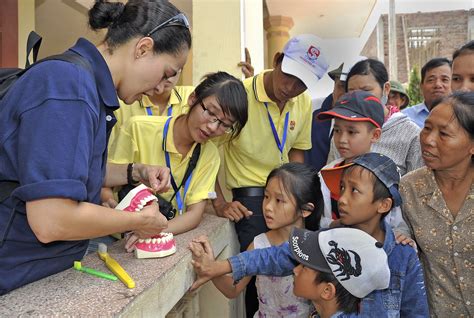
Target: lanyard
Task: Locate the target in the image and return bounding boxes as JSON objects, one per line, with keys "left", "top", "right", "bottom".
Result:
{"left": 264, "top": 102, "right": 289, "bottom": 159}
{"left": 146, "top": 105, "right": 172, "bottom": 116}
{"left": 162, "top": 117, "right": 192, "bottom": 214}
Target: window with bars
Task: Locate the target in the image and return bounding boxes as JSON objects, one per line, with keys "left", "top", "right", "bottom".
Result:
{"left": 408, "top": 27, "right": 440, "bottom": 48}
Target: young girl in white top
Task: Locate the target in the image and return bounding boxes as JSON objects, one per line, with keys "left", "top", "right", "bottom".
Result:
{"left": 191, "top": 162, "right": 323, "bottom": 317}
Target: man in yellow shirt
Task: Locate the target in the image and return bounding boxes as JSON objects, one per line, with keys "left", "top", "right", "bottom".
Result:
{"left": 212, "top": 34, "right": 329, "bottom": 316}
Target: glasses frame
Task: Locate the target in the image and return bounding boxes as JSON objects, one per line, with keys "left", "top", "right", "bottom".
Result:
{"left": 146, "top": 13, "right": 190, "bottom": 37}
{"left": 200, "top": 102, "right": 235, "bottom": 134}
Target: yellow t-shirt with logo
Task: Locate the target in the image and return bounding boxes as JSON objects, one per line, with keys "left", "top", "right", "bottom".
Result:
{"left": 108, "top": 115, "right": 219, "bottom": 210}
{"left": 108, "top": 86, "right": 194, "bottom": 155}
{"left": 222, "top": 70, "right": 312, "bottom": 189}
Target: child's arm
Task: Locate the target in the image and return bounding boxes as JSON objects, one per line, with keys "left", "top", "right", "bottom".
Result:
{"left": 190, "top": 238, "right": 252, "bottom": 298}
{"left": 165, "top": 200, "right": 207, "bottom": 234}
{"left": 388, "top": 207, "right": 416, "bottom": 248}
{"left": 400, "top": 251, "right": 430, "bottom": 317}
{"left": 189, "top": 235, "right": 297, "bottom": 291}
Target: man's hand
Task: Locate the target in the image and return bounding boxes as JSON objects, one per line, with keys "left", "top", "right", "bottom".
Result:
{"left": 238, "top": 48, "right": 254, "bottom": 78}
{"left": 189, "top": 235, "right": 218, "bottom": 291}
{"left": 214, "top": 200, "right": 253, "bottom": 222}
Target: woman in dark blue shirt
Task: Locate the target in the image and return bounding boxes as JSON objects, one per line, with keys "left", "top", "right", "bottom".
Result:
{"left": 0, "top": 0, "right": 192, "bottom": 294}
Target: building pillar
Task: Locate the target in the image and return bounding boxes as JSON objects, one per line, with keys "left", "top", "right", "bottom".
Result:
{"left": 264, "top": 15, "right": 294, "bottom": 68}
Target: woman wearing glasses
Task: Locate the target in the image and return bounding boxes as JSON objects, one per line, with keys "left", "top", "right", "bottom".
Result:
{"left": 0, "top": 0, "right": 191, "bottom": 294}
{"left": 108, "top": 72, "right": 248, "bottom": 250}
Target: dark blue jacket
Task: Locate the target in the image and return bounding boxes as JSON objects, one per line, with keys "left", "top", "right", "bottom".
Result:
{"left": 305, "top": 94, "right": 333, "bottom": 171}
{"left": 0, "top": 38, "right": 119, "bottom": 295}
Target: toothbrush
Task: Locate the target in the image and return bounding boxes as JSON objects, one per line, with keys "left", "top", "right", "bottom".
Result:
{"left": 98, "top": 243, "right": 135, "bottom": 289}
{"left": 73, "top": 261, "right": 118, "bottom": 281}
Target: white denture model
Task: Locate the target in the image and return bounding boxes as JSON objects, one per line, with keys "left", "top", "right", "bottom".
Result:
{"left": 115, "top": 184, "right": 177, "bottom": 259}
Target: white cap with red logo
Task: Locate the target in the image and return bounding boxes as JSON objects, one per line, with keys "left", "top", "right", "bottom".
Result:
{"left": 281, "top": 34, "right": 329, "bottom": 97}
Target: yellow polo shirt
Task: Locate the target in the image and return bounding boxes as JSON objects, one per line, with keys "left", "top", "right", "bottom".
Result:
{"left": 108, "top": 86, "right": 194, "bottom": 155}
{"left": 108, "top": 116, "right": 220, "bottom": 209}
{"left": 223, "top": 70, "right": 312, "bottom": 189}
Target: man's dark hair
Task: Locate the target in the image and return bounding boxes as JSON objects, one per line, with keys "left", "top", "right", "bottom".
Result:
{"left": 453, "top": 40, "right": 474, "bottom": 60}
{"left": 421, "top": 58, "right": 451, "bottom": 83}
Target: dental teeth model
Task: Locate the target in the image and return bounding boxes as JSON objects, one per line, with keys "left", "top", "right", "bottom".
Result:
{"left": 115, "top": 184, "right": 177, "bottom": 259}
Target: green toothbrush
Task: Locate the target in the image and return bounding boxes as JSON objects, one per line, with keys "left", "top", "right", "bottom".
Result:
{"left": 73, "top": 261, "right": 118, "bottom": 281}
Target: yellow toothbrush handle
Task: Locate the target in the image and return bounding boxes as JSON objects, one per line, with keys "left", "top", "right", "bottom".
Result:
{"left": 103, "top": 254, "right": 135, "bottom": 289}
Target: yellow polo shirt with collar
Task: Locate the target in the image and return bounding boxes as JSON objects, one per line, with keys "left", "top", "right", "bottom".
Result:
{"left": 108, "top": 86, "right": 194, "bottom": 155}
{"left": 223, "top": 70, "right": 312, "bottom": 189}
{"left": 108, "top": 115, "right": 220, "bottom": 209}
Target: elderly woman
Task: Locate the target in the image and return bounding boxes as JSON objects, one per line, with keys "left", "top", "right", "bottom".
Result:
{"left": 400, "top": 91, "right": 473, "bottom": 317}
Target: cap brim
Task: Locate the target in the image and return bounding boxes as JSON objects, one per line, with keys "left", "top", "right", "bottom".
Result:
{"left": 282, "top": 56, "right": 320, "bottom": 98}
{"left": 320, "top": 162, "right": 354, "bottom": 197}
{"left": 289, "top": 228, "right": 332, "bottom": 273}
{"left": 317, "top": 109, "right": 381, "bottom": 128}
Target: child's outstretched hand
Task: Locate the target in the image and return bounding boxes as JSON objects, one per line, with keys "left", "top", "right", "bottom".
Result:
{"left": 189, "top": 235, "right": 217, "bottom": 291}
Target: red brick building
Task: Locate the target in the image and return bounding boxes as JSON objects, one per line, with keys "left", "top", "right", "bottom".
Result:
{"left": 361, "top": 9, "right": 473, "bottom": 83}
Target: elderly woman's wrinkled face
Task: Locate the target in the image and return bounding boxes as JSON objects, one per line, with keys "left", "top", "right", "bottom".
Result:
{"left": 420, "top": 102, "right": 474, "bottom": 170}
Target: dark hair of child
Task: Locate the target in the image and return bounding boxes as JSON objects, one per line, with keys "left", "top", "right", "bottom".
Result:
{"left": 342, "top": 165, "right": 393, "bottom": 219}
{"left": 265, "top": 162, "right": 323, "bottom": 231}
{"left": 315, "top": 271, "right": 361, "bottom": 313}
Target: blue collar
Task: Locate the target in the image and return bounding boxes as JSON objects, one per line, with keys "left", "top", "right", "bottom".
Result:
{"left": 381, "top": 220, "right": 396, "bottom": 256}
{"left": 69, "top": 38, "right": 119, "bottom": 109}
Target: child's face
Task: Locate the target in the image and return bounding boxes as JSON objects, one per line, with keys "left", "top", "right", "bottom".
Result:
{"left": 337, "top": 166, "right": 382, "bottom": 227}
{"left": 263, "top": 177, "right": 300, "bottom": 230}
{"left": 293, "top": 264, "right": 320, "bottom": 300}
{"left": 333, "top": 119, "right": 378, "bottom": 160}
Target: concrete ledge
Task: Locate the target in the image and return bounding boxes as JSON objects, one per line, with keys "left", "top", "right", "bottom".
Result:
{"left": 0, "top": 213, "right": 241, "bottom": 317}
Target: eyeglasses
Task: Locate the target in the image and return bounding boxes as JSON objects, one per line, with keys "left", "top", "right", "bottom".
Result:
{"left": 200, "top": 102, "right": 235, "bottom": 134}
{"left": 146, "top": 13, "right": 190, "bottom": 37}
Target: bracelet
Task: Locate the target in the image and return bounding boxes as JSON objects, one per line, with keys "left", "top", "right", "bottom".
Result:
{"left": 127, "top": 163, "right": 139, "bottom": 185}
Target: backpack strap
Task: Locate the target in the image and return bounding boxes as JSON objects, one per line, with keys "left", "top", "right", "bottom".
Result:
{"left": 25, "top": 31, "right": 42, "bottom": 68}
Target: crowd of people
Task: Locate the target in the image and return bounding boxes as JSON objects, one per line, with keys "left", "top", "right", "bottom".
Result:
{"left": 0, "top": 1, "right": 472, "bottom": 317}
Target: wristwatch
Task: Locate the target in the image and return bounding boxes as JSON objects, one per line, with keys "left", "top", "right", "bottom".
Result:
{"left": 127, "top": 163, "right": 140, "bottom": 185}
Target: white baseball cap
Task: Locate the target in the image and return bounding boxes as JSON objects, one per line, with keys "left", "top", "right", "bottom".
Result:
{"left": 290, "top": 227, "right": 390, "bottom": 298}
{"left": 281, "top": 34, "right": 329, "bottom": 97}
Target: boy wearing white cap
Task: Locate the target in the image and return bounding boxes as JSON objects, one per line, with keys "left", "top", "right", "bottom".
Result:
{"left": 291, "top": 227, "right": 390, "bottom": 317}
{"left": 212, "top": 34, "right": 329, "bottom": 316}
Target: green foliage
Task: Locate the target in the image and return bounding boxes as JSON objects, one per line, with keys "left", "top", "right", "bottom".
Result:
{"left": 406, "top": 66, "right": 423, "bottom": 106}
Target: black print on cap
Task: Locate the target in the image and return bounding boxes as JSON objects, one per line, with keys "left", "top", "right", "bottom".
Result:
{"left": 326, "top": 240, "right": 362, "bottom": 281}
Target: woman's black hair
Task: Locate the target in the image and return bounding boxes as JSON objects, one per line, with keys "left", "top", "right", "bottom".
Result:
{"left": 452, "top": 40, "right": 474, "bottom": 60}
{"left": 89, "top": 0, "right": 192, "bottom": 55}
{"left": 265, "top": 162, "right": 323, "bottom": 231}
{"left": 345, "top": 59, "right": 388, "bottom": 92}
{"left": 431, "top": 91, "right": 474, "bottom": 140}
{"left": 190, "top": 72, "right": 248, "bottom": 139}
{"left": 315, "top": 271, "right": 360, "bottom": 314}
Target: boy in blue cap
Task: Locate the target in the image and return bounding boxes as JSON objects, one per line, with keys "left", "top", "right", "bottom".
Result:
{"left": 190, "top": 153, "right": 429, "bottom": 317}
